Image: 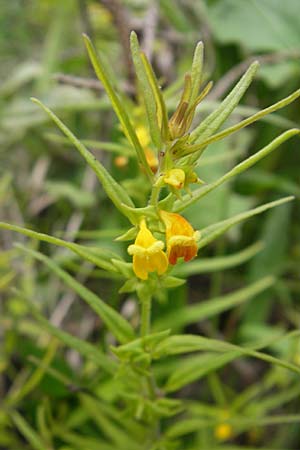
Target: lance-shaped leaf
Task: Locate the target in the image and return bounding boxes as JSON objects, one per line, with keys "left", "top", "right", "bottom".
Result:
{"left": 140, "top": 52, "right": 169, "bottom": 141}
{"left": 186, "top": 88, "right": 300, "bottom": 155}
{"left": 189, "top": 41, "right": 204, "bottom": 106}
{"left": 31, "top": 98, "right": 136, "bottom": 222}
{"left": 165, "top": 351, "right": 241, "bottom": 392}
{"left": 17, "top": 245, "right": 135, "bottom": 344}
{"left": 0, "top": 221, "right": 119, "bottom": 272}
{"left": 198, "top": 196, "right": 294, "bottom": 250}
{"left": 82, "top": 34, "right": 153, "bottom": 180}
{"left": 189, "top": 61, "right": 259, "bottom": 145}
{"left": 155, "top": 333, "right": 300, "bottom": 375}
{"left": 130, "top": 31, "right": 162, "bottom": 148}
{"left": 175, "top": 128, "right": 300, "bottom": 212}
{"left": 154, "top": 276, "right": 273, "bottom": 331}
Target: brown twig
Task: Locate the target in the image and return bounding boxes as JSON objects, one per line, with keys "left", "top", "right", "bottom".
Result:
{"left": 54, "top": 72, "right": 135, "bottom": 94}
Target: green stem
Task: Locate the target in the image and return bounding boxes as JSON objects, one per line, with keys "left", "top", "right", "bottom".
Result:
{"left": 149, "top": 185, "right": 161, "bottom": 206}
{"left": 140, "top": 293, "right": 152, "bottom": 337}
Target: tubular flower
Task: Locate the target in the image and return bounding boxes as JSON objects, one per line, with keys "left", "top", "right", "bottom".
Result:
{"left": 127, "top": 219, "right": 168, "bottom": 280}
{"left": 163, "top": 169, "right": 185, "bottom": 189}
{"left": 160, "top": 211, "right": 200, "bottom": 265}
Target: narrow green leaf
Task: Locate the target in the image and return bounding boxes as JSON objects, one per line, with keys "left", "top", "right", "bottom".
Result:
{"left": 31, "top": 98, "right": 136, "bottom": 220}
{"left": 130, "top": 31, "right": 162, "bottom": 148}
{"left": 189, "top": 88, "right": 300, "bottom": 153}
{"left": 173, "top": 241, "right": 263, "bottom": 276}
{"left": 175, "top": 128, "right": 300, "bottom": 212}
{"left": 140, "top": 52, "right": 169, "bottom": 141}
{"left": 190, "top": 61, "right": 259, "bottom": 144}
{"left": 190, "top": 41, "right": 204, "bottom": 106}
{"left": 60, "top": 431, "right": 116, "bottom": 450}
{"left": 17, "top": 245, "right": 135, "bottom": 344}
{"left": 0, "top": 221, "right": 118, "bottom": 272}
{"left": 10, "top": 412, "right": 48, "bottom": 450}
{"left": 165, "top": 351, "right": 241, "bottom": 392}
{"left": 155, "top": 276, "right": 274, "bottom": 331}
{"left": 198, "top": 196, "right": 294, "bottom": 250}
{"left": 155, "top": 333, "right": 300, "bottom": 375}
{"left": 82, "top": 34, "right": 153, "bottom": 180}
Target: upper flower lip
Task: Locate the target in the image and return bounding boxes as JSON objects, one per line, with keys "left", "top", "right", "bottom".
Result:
{"left": 160, "top": 210, "right": 200, "bottom": 265}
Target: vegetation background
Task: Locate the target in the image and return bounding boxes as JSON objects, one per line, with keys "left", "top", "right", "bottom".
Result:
{"left": 0, "top": 0, "right": 300, "bottom": 449}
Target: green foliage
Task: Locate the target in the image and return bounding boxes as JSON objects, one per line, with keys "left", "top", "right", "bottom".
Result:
{"left": 1, "top": 1, "right": 300, "bottom": 449}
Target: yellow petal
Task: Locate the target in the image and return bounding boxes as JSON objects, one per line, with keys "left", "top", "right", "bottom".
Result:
{"left": 163, "top": 169, "right": 185, "bottom": 189}
{"left": 148, "top": 251, "right": 168, "bottom": 275}
{"left": 133, "top": 255, "right": 148, "bottom": 280}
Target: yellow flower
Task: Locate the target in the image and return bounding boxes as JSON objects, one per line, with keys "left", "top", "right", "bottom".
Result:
{"left": 136, "top": 125, "right": 151, "bottom": 148}
{"left": 114, "top": 155, "right": 129, "bottom": 168}
{"left": 127, "top": 219, "right": 168, "bottom": 280}
{"left": 214, "top": 423, "right": 233, "bottom": 441}
{"left": 136, "top": 125, "right": 158, "bottom": 173}
{"left": 163, "top": 169, "right": 185, "bottom": 189}
{"left": 145, "top": 148, "right": 158, "bottom": 173}
{"left": 160, "top": 211, "right": 200, "bottom": 265}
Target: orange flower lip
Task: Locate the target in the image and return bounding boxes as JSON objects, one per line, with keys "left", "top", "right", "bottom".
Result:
{"left": 160, "top": 211, "right": 200, "bottom": 265}
{"left": 127, "top": 219, "right": 168, "bottom": 280}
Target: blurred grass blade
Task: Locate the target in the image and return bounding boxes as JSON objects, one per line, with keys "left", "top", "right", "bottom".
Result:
{"left": 58, "top": 431, "right": 116, "bottom": 450}
{"left": 45, "top": 133, "right": 134, "bottom": 156}
{"left": 198, "top": 196, "right": 294, "bottom": 249}
{"left": 155, "top": 276, "right": 274, "bottom": 331}
{"left": 17, "top": 245, "right": 135, "bottom": 344}
{"left": 80, "top": 394, "right": 140, "bottom": 449}
{"left": 189, "top": 88, "right": 300, "bottom": 152}
{"left": 22, "top": 296, "right": 117, "bottom": 373}
{"left": 7, "top": 339, "right": 58, "bottom": 406}
{"left": 0, "top": 222, "right": 119, "bottom": 272}
{"left": 31, "top": 98, "right": 136, "bottom": 221}
{"left": 82, "top": 34, "right": 153, "bottom": 180}
{"left": 175, "top": 128, "right": 300, "bottom": 211}
{"left": 190, "top": 61, "right": 259, "bottom": 144}
{"left": 10, "top": 412, "right": 48, "bottom": 450}
{"left": 173, "top": 241, "right": 263, "bottom": 276}
{"left": 130, "top": 32, "right": 162, "bottom": 148}
{"left": 166, "top": 414, "right": 300, "bottom": 439}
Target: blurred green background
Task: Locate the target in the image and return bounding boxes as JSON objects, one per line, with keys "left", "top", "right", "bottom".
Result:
{"left": 1, "top": 0, "right": 300, "bottom": 448}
